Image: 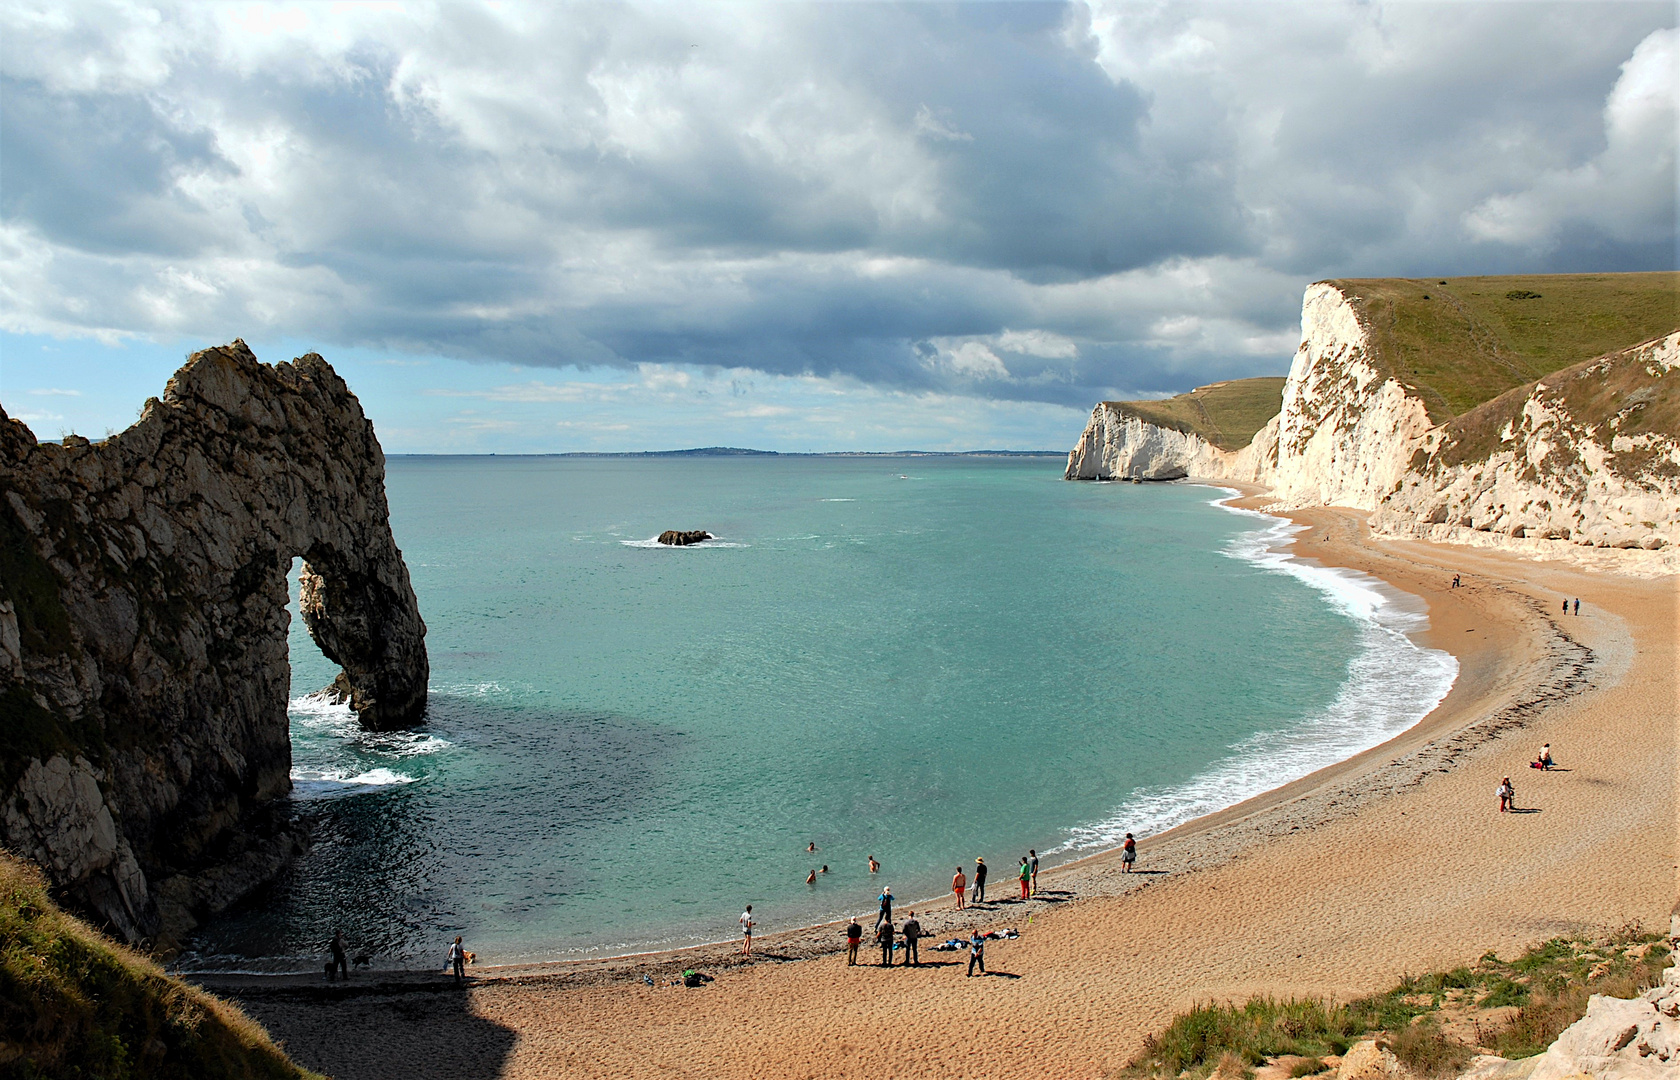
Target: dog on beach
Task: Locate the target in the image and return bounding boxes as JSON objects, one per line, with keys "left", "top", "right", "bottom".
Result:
{"left": 353, "top": 952, "right": 374, "bottom": 969}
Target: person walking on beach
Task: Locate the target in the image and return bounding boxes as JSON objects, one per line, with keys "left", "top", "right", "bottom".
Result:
{"left": 952, "top": 867, "right": 967, "bottom": 909}
{"left": 1538, "top": 743, "right": 1553, "bottom": 770}
{"left": 900, "top": 911, "right": 922, "bottom": 967}
{"left": 876, "top": 919, "right": 895, "bottom": 967}
{"left": 1122, "top": 833, "right": 1137, "bottom": 871}
{"left": 966, "top": 929, "right": 986, "bottom": 977}
{"left": 1018, "top": 857, "right": 1031, "bottom": 900}
{"left": 876, "top": 886, "right": 894, "bottom": 928}
{"left": 1029, "top": 850, "right": 1039, "bottom": 895}
{"left": 448, "top": 936, "right": 466, "bottom": 982}
{"left": 845, "top": 917, "right": 863, "bottom": 966}
{"left": 330, "top": 930, "right": 348, "bottom": 980}
{"left": 973, "top": 858, "right": 987, "bottom": 903}
{"left": 739, "top": 905, "right": 755, "bottom": 956}
{"left": 1496, "top": 777, "right": 1514, "bottom": 813}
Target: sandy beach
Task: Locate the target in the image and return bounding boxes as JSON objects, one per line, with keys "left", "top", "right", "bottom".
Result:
{"left": 206, "top": 502, "right": 1677, "bottom": 1080}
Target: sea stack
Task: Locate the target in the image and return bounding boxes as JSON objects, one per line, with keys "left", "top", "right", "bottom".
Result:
{"left": 658, "top": 530, "right": 713, "bottom": 546}
{"left": 0, "top": 340, "right": 428, "bottom": 946}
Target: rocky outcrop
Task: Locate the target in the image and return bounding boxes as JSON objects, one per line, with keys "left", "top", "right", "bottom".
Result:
{"left": 657, "top": 530, "right": 712, "bottom": 546}
{"left": 1371, "top": 333, "right": 1680, "bottom": 554}
{"left": 0, "top": 340, "right": 428, "bottom": 946}
{"left": 1455, "top": 915, "right": 1680, "bottom": 1080}
{"left": 1066, "top": 282, "right": 1678, "bottom": 568}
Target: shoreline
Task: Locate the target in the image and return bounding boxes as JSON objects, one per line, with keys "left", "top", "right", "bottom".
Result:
{"left": 197, "top": 485, "right": 1568, "bottom": 990}
{"left": 209, "top": 490, "right": 1675, "bottom": 1080}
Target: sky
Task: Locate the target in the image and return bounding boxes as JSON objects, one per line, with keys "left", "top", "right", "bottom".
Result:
{"left": 1, "top": 1, "right": 1674, "bottom": 453}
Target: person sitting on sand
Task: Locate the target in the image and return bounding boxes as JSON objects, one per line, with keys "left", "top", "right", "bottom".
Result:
{"left": 953, "top": 867, "right": 967, "bottom": 909}
{"left": 1122, "top": 833, "right": 1136, "bottom": 871}
{"left": 845, "top": 917, "right": 863, "bottom": 966}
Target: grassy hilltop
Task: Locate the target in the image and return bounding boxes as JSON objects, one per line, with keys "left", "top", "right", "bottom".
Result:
{"left": 0, "top": 853, "right": 321, "bottom": 1080}
{"left": 1101, "top": 272, "right": 1678, "bottom": 446}
{"left": 1103, "top": 378, "right": 1288, "bottom": 451}
{"left": 1332, "top": 272, "right": 1679, "bottom": 422}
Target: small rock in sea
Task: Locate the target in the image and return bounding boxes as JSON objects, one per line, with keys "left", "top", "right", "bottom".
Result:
{"left": 658, "top": 530, "right": 713, "bottom": 546}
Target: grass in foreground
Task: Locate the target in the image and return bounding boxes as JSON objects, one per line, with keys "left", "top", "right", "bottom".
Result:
{"left": 0, "top": 852, "right": 322, "bottom": 1080}
{"left": 1114, "top": 927, "right": 1670, "bottom": 1080}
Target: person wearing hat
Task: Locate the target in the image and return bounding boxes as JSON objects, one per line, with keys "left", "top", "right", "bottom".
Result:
{"left": 972, "top": 858, "right": 987, "bottom": 903}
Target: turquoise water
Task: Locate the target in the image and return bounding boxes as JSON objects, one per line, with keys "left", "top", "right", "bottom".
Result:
{"left": 184, "top": 456, "right": 1455, "bottom": 970}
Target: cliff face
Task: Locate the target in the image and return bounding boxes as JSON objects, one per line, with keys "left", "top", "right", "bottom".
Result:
{"left": 1066, "top": 281, "right": 1678, "bottom": 568}
{"left": 0, "top": 341, "right": 428, "bottom": 946}
{"left": 1373, "top": 333, "right": 1680, "bottom": 552}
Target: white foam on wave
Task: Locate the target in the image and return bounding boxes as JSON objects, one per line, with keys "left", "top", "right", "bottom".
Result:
{"left": 820, "top": 498, "right": 857, "bottom": 502}
{"left": 290, "top": 766, "right": 418, "bottom": 799}
{"left": 618, "top": 537, "right": 749, "bottom": 548}
{"left": 287, "top": 691, "right": 454, "bottom": 757}
{"left": 1052, "top": 489, "right": 1458, "bottom": 854}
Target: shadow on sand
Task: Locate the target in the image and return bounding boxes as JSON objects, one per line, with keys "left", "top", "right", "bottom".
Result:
{"left": 214, "top": 975, "right": 517, "bottom": 1080}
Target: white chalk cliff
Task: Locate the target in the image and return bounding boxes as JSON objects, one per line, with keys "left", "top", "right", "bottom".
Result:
{"left": 1066, "top": 284, "right": 1679, "bottom": 570}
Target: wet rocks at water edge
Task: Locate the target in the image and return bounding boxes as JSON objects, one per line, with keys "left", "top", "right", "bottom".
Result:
{"left": 658, "top": 530, "right": 713, "bottom": 546}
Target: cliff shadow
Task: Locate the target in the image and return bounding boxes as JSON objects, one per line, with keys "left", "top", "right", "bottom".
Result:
{"left": 225, "top": 979, "right": 517, "bottom": 1080}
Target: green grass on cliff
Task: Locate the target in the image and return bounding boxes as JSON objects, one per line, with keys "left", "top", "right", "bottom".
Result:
{"left": 1106, "top": 377, "right": 1288, "bottom": 451}
{"left": 1331, "top": 272, "right": 1679, "bottom": 422}
{"left": 0, "top": 853, "right": 322, "bottom": 1080}
{"left": 1112, "top": 928, "right": 1670, "bottom": 1080}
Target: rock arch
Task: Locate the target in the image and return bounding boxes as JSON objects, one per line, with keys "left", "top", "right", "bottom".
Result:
{"left": 0, "top": 341, "right": 427, "bottom": 944}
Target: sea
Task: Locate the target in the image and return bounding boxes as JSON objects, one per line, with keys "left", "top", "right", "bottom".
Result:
{"left": 179, "top": 454, "right": 1457, "bottom": 971}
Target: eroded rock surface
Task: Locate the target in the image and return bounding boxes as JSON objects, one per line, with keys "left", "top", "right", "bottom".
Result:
{"left": 657, "top": 530, "right": 712, "bottom": 546}
{"left": 0, "top": 341, "right": 427, "bottom": 945}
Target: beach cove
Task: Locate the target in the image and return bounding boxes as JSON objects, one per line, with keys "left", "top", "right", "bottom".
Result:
{"left": 202, "top": 492, "right": 1677, "bottom": 1080}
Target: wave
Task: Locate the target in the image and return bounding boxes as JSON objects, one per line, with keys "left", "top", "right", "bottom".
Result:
{"left": 819, "top": 498, "right": 857, "bottom": 502}
{"left": 287, "top": 692, "right": 453, "bottom": 757}
{"left": 618, "top": 537, "right": 749, "bottom": 548}
{"left": 1052, "top": 489, "right": 1458, "bottom": 854}
{"left": 290, "top": 766, "right": 418, "bottom": 799}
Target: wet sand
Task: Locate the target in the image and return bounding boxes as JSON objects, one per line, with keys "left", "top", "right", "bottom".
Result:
{"left": 207, "top": 503, "right": 1677, "bottom": 1080}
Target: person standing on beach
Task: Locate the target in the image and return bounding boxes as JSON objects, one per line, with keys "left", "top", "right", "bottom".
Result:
{"left": 1538, "top": 744, "right": 1552, "bottom": 770}
{"left": 1018, "top": 857, "right": 1031, "bottom": 900}
{"left": 448, "top": 936, "right": 466, "bottom": 982}
{"left": 966, "top": 929, "right": 985, "bottom": 977}
{"left": 1029, "top": 850, "right": 1039, "bottom": 895}
{"left": 1573, "top": 598, "right": 1580, "bottom": 615}
{"left": 845, "top": 917, "right": 863, "bottom": 966}
{"left": 900, "top": 911, "right": 922, "bottom": 967}
{"left": 973, "top": 858, "right": 987, "bottom": 903}
{"left": 739, "top": 905, "right": 755, "bottom": 956}
{"left": 1122, "top": 833, "right": 1136, "bottom": 871}
{"left": 330, "top": 930, "right": 348, "bottom": 980}
{"left": 876, "top": 919, "right": 895, "bottom": 967}
{"left": 1496, "top": 777, "right": 1513, "bottom": 812}
{"left": 952, "top": 867, "right": 967, "bottom": 909}
{"left": 876, "top": 886, "right": 894, "bottom": 928}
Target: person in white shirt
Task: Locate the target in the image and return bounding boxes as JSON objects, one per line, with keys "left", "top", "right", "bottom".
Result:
{"left": 739, "top": 905, "right": 755, "bottom": 956}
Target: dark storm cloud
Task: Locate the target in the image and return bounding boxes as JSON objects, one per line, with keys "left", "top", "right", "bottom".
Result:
{"left": 1, "top": 1, "right": 1673, "bottom": 407}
